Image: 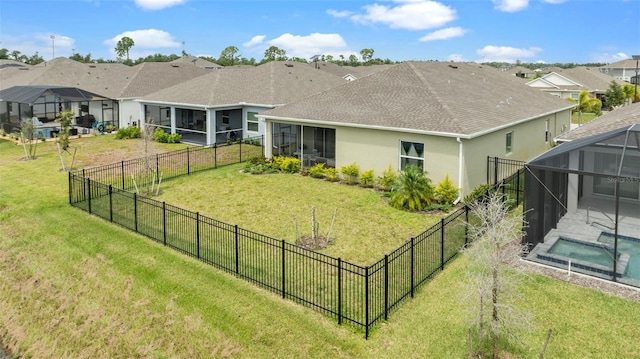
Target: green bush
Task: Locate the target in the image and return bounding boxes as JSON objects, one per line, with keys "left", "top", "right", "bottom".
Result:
{"left": 270, "top": 156, "right": 301, "bottom": 173}
{"left": 115, "top": 126, "right": 141, "bottom": 139}
{"left": 359, "top": 169, "right": 375, "bottom": 187}
{"left": 340, "top": 163, "right": 360, "bottom": 184}
{"left": 377, "top": 164, "right": 398, "bottom": 192}
{"left": 435, "top": 174, "right": 459, "bottom": 204}
{"left": 463, "top": 183, "right": 493, "bottom": 204}
{"left": 167, "top": 133, "right": 182, "bottom": 143}
{"left": 309, "top": 163, "right": 326, "bottom": 179}
{"left": 324, "top": 167, "right": 340, "bottom": 182}
{"left": 389, "top": 165, "right": 434, "bottom": 212}
{"left": 153, "top": 127, "right": 169, "bottom": 142}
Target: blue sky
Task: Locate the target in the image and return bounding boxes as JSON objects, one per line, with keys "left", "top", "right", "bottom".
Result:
{"left": 1, "top": 0, "right": 638, "bottom": 64}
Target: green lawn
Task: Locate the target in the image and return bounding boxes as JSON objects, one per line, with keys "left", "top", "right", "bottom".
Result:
{"left": 1, "top": 135, "right": 639, "bottom": 358}
{"left": 571, "top": 112, "right": 598, "bottom": 124}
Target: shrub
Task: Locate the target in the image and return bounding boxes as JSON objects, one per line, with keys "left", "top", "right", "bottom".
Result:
{"left": 309, "top": 163, "right": 326, "bottom": 179}
{"left": 463, "top": 183, "right": 494, "bottom": 204}
{"left": 115, "top": 126, "right": 141, "bottom": 139}
{"left": 167, "top": 133, "right": 182, "bottom": 143}
{"left": 340, "top": 163, "right": 360, "bottom": 184}
{"left": 281, "top": 157, "right": 301, "bottom": 173}
{"left": 389, "top": 165, "right": 434, "bottom": 211}
{"left": 153, "top": 127, "right": 169, "bottom": 142}
{"left": 359, "top": 169, "right": 375, "bottom": 187}
{"left": 435, "top": 174, "right": 459, "bottom": 204}
{"left": 377, "top": 164, "right": 398, "bottom": 192}
{"left": 324, "top": 167, "right": 340, "bottom": 182}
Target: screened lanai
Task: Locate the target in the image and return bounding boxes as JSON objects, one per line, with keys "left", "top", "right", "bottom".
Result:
{"left": 524, "top": 124, "right": 640, "bottom": 286}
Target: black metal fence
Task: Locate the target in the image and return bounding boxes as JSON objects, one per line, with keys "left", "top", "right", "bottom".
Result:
{"left": 487, "top": 156, "right": 526, "bottom": 187}
{"left": 69, "top": 152, "right": 524, "bottom": 338}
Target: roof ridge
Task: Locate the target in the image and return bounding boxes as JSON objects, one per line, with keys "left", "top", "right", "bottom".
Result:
{"left": 406, "top": 61, "right": 461, "bottom": 132}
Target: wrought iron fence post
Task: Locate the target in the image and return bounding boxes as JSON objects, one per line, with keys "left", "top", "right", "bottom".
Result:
{"left": 337, "top": 258, "right": 343, "bottom": 325}
{"left": 156, "top": 153, "right": 159, "bottom": 177}
{"left": 214, "top": 143, "right": 217, "bottom": 168}
{"left": 516, "top": 169, "right": 521, "bottom": 205}
{"left": 281, "top": 239, "right": 286, "bottom": 298}
{"left": 384, "top": 254, "right": 389, "bottom": 321}
{"left": 196, "top": 212, "right": 200, "bottom": 259}
{"left": 162, "top": 202, "right": 167, "bottom": 246}
{"left": 440, "top": 218, "right": 445, "bottom": 270}
{"left": 239, "top": 137, "right": 243, "bottom": 163}
{"left": 365, "top": 266, "right": 370, "bottom": 339}
{"left": 410, "top": 237, "right": 415, "bottom": 298}
{"left": 494, "top": 157, "right": 498, "bottom": 185}
{"left": 134, "top": 192, "right": 138, "bottom": 232}
{"left": 234, "top": 225, "right": 239, "bottom": 274}
{"left": 187, "top": 147, "right": 191, "bottom": 175}
{"left": 68, "top": 172, "right": 72, "bottom": 204}
{"left": 109, "top": 185, "right": 113, "bottom": 222}
{"left": 486, "top": 156, "right": 490, "bottom": 184}
{"left": 121, "top": 161, "right": 125, "bottom": 190}
{"left": 87, "top": 178, "right": 92, "bottom": 214}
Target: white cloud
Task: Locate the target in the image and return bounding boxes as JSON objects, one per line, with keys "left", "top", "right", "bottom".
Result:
{"left": 476, "top": 45, "right": 542, "bottom": 62}
{"left": 267, "top": 33, "right": 350, "bottom": 60}
{"left": 243, "top": 35, "right": 266, "bottom": 48}
{"left": 446, "top": 53, "right": 466, "bottom": 62}
{"left": 326, "top": 9, "right": 353, "bottom": 18}
{"left": 104, "top": 29, "right": 181, "bottom": 59}
{"left": 592, "top": 52, "right": 630, "bottom": 63}
{"left": 419, "top": 27, "right": 467, "bottom": 42}
{"left": 492, "top": 0, "right": 529, "bottom": 12}
{"left": 349, "top": 0, "right": 457, "bottom": 30}
{"left": 134, "top": 0, "right": 186, "bottom": 10}
{"left": 1, "top": 33, "right": 76, "bottom": 60}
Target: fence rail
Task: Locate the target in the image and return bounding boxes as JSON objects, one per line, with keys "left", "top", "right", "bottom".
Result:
{"left": 69, "top": 152, "right": 524, "bottom": 338}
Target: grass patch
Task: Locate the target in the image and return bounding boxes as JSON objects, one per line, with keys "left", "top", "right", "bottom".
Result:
{"left": 154, "top": 166, "right": 444, "bottom": 265}
{"left": 571, "top": 112, "right": 598, "bottom": 124}
{"left": 1, "top": 136, "right": 639, "bottom": 358}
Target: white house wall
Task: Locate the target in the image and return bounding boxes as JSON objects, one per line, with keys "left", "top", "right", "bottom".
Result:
{"left": 119, "top": 99, "right": 142, "bottom": 128}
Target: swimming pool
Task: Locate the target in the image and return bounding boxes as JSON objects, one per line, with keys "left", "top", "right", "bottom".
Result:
{"left": 549, "top": 238, "right": 616, "bottom": 268}
{"left": 597, "top": 232, "right": 640, "bottom": 281}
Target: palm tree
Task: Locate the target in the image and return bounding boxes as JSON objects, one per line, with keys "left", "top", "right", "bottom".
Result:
{"left": 389, "top": 165, "right": 434, "bottom": 211}
{"left": 622, "top": 83, "right": 637, "bottom": 105}
{"left": 115, "top": 36, "right": 135, "bottom": 62}
{"left": 567, "top": 90, "right": 601, "bottom": 125}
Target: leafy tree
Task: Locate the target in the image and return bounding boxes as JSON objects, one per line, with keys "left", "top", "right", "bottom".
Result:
{"left": 389, "top": 164, "right": 434, "bottom": 211}
{"left": 604, "top": 80, "right": 626, "bottom": 108}
{"left": 55, "top": 110, "right": 77, "bottom": 171}
{"left": 348, "top": 54, "right": 359, "bottom": 66}
{"left": 26, "top": 52, "right": 44, "bottom": 65}
{"left": 0, "top": 48, "right": 8, "bottom": 59}
{"left": 69, "top": 52, "right": 94, "bottom": 63}
{"left": 462, "top": 191, "right": 532, "bottom": 359}
{"left": 19, "top": 118, "right": 39, "bottom": 160}
{"left": 263, "top": 45, "right": 287, "bottom": 62}
{"left": 115, "top": 36, "right": 135, "bottom": 62}
{"left": 360, "top": 48, "right": 374, "bottom": 62}
{"left": 218, "top": 45, "right": 239, "bottom": 66}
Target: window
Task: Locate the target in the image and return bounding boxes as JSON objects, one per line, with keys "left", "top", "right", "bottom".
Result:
{"left": 222, "top": 110, "right": 230, "bottom": 125}
{"left": 506, "top": 131, "right": 513, "bottom": 154}
{"left": 247, "top": 112, "right": 259, "bottom": 132}
{"left": 400, "top": 141, "right": 424, "bottom": 170}
{"left": 593, "top": 152, "right": 640, "bottom": 199}
{"left": 545, "top": 122, "right": 550, "bottom": 142}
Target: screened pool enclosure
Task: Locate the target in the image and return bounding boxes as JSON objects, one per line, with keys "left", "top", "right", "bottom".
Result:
{"left": 524, "top": 124, "right": 640, "bottom": 287}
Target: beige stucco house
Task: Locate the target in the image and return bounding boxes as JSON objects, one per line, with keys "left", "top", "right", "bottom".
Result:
{"left": 260, "top": 61, "right": 574, "bottom": 197}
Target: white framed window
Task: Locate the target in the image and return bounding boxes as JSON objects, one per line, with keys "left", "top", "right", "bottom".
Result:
{"left": 506, "top": 131, "right": 513, "bottom": 154}
{"left": 247, "top": 112, "right": 259, "bottom": 132}
{"left": 400, "top": 141, "right": 424, "bottom": 170}
{"left": 222, "top": 110, "right": 230, "bottom": 125}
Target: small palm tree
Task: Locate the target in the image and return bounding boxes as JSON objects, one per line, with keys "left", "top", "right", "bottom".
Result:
{"left": 389, "top": 164, "right": 434, "bottom": 211}
{"left": 567, "top": 90, "right": 601, "bottom": 124}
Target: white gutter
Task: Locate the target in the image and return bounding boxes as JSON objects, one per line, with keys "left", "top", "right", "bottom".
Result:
{"left": 134, "top": 99, "right": 281, "bottom": 110}
{"left": 453, "top": 137, "right": 463, "bottom": 205}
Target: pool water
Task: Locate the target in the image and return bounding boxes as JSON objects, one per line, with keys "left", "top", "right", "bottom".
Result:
{"left": 549, "top": 238, "right": 615, "bottom": 268}
{"left": 597, "top": 232, "right": 640, "bottom": 281}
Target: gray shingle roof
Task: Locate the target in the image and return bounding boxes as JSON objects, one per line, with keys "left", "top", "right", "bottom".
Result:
{"left": 556, "top": 103, "right": 640, "bottom": 142}
{"left": 551, "top": 66, "right": 621, "bottom": 92}
{"left": 140, "top": 61, "right": 347, "bottom": 106}
{"left": 262, "top": 61, "right": 574, "bottom": 137}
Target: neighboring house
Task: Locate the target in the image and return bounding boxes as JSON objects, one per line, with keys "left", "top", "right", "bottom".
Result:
{"left": 526, "top": 67, "right": 621, "bottom": 107}
{"left": 598, "top": 58, "right": 640, "bottom": 82}
{"left": 555, "top": 102, "right": 640, "bottom": 144}
{"left": 0, "top": 57, "right": 212, "bottom": 129}
{"left": 170, "top": 55, "right": 223, "bottom": 70}
{"left": 260, "top": 61, "right": 574, "bottom": 196}
{"left": 136, "top": 61, "right": 348, "bottom": 145}
{"left": 504, "top": 66, "right": 537, "bottom": 78}
{"left": 309, "top": 61, "right": 394, "bottom": 82}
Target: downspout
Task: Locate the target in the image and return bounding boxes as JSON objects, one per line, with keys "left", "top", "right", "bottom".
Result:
{"left": 453, "top": 137, "right": 464, "bottom": 205}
